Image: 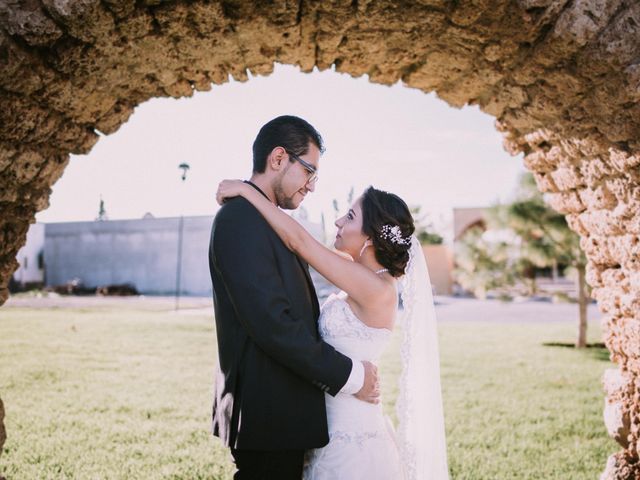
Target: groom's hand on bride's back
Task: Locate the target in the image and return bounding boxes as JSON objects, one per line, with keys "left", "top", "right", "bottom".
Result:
{"left": 355, "top": 361, "right": 380, "bottom": 404}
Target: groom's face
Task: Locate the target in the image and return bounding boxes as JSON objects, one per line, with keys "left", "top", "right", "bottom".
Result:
{"left": 273, "top": 142, "right": 320, "bottom": 210}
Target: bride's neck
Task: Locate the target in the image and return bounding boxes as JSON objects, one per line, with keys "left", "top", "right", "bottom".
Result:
{"left": 356, "top": 250, "right": 385, "bottom": 273}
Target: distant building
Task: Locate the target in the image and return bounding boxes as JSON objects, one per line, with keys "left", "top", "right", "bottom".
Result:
{"left": 43, "top": 216, "right": 213, "bottom": 295}
{"left": 14, "top": 211, "right": 461, "bottom": 297}
{"left": 405, "top": 208, "right": 490, "bottom": 296}
{"left": 453, "top": 207, "right": 486, "bottom": 241}
{"left": 14, "top": 213, "right": 327, "bottom": 296}
{"left": 424, "top": 207, "right": 490, "bottom": 296}
{"left": 423, "top": 244, "right": 454, "bottom": 295}
{"left": 12, "top": 223, "right": 45, "bottom": 287}
{"left": 451, "top": 206, "right": 569, "bottom": 295}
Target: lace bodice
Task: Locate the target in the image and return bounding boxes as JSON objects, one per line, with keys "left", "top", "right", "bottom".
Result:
{"left": 304, "top": 292, "right": 404, "bottom": 480}
{"left": 306, "top": 237, "right": 447, "bottom": 480}
{"left": 318, "top": 291, "right": 392, "bottom": 362}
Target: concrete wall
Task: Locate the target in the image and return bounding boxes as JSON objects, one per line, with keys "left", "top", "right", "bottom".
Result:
{"left": 12, "top": 223, "right": 45, "bottom": 285}
{"left": 39, "top": 215, "right": 451, "bottom": 296}
{"left": 44, "top": 216, "right": 213, "bottom": 295}
{"left": 423, "top": 244, "right": 454, "bottom": 295}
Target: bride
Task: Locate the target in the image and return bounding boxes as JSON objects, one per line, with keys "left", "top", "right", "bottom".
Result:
{"left": 216, "top": 181, "right": 449, "bottom": 480}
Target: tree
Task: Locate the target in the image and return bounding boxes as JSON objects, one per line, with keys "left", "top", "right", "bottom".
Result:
{"left": 490, "top": 173, "right": 589, "bottom": 347}
{"left": 96, "top": 195, "right": 108, "bottom": 221}
{"left": 454, "top": 226, "right": 514, "bottom": 299}
{"left": 347, "top": 186, "right": 354, "bottom": 206}
{"left": 411, "top": 206, "right": 444, "bottom": 245}
{"left": 455, "top": 173, "right": 590, "bottom": 347}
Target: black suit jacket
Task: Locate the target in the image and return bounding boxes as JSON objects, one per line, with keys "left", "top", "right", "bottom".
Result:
{"left": 209, "top": 193, "right": 353, "bottom": 451}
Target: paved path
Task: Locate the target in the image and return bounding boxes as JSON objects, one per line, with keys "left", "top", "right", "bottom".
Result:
{"left": 432, "top": 296, "right": 602, "bottom": 324}
{"left": 3, "top": 294, "right": 212, "bottom": 311}
{"left": 3, "top": 292, "right": 602, "bottom": 324}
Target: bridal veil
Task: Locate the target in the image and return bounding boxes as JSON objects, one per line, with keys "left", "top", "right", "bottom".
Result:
{"left": 396, "top": 235, "right": 449, "bottom": 480}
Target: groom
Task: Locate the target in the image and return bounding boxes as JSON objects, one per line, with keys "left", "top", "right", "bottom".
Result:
{"left": 208, "top": 115, "right": 379, "bottom": 479}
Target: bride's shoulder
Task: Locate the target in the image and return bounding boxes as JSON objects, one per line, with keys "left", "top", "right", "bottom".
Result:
{"left": 376, "top": 277, "right": 399, "bottom": 303}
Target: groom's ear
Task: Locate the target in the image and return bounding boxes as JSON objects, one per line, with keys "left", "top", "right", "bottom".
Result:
{"left": 268, "top": 146, "right": 286, "bottom": 172}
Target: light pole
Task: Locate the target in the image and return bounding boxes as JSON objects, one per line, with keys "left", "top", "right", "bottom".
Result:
{"left": 175, "top": 162, "right": 190, "bottom": 311}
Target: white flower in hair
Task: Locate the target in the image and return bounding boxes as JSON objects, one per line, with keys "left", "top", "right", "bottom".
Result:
{"left": 380, "top": 224, "right": 411, "bottom": 245}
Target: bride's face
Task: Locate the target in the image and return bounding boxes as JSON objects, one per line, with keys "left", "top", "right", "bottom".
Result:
{"left": 334, "top": 197, "right": 369, "bottom": 258}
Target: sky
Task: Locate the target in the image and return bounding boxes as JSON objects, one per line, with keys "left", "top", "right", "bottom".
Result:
{"left": 35, "top": 64, "right": 526, "bottom": 243}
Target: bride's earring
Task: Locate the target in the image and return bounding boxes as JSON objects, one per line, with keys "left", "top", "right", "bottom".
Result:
{"left": 359, "top": 239, "right": 372, "bottom": 258}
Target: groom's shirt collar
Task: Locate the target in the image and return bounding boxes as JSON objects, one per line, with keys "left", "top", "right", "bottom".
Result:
{"left": 244, "top": 180, "right": 272, "bottom": 202}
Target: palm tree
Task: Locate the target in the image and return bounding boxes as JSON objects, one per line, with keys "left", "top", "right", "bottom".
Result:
{"left": 454, "top": 226, "right": 514, "bottom": 299}
{"left": 488, "top": 173, "right": 589, "bottom": 347}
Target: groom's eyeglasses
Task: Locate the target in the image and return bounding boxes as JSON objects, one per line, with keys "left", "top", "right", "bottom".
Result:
{"left": 286, "top": 150, "right": 319, "bottom": 185}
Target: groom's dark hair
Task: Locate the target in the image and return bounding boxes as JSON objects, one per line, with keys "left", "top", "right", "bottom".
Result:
{"left": 252, "top": 115, "right": 325, "bottom": 173}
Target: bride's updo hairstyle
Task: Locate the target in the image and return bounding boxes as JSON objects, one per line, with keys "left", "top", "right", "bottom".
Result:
{"left": 360, "top": 186, "right": 415, "bottom": 278}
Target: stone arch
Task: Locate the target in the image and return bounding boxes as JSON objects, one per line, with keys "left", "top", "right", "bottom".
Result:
{"left": 1, "top": 1, "right": 639, "bottom": 477}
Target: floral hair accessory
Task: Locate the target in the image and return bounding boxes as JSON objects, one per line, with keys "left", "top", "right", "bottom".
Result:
{"left": 380, "top": 224, "right": 411, "bottom": 245}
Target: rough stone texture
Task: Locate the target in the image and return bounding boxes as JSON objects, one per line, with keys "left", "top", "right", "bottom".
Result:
{"left": 1, "top": 0, "right": 640, "bottom": 476}
{"left": 0, "top": 396, "right": 4, "bottom": 457}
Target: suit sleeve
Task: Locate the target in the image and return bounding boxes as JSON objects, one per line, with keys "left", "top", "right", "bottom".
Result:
{"left": 212, "top": 201, "right": 353, "bottom": 396}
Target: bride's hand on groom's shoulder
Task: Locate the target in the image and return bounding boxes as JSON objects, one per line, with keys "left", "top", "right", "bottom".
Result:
{"left": 216, "top": 179, "right": 246, "bottom": 205}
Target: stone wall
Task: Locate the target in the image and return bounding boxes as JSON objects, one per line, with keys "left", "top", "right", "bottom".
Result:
{"left": 0, "top": 397, "right": 5, "bottom": 459}
{"left": 1, "top": 1, "right": 639, "bottom": 476}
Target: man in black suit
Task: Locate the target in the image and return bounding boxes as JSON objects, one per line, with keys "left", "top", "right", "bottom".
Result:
{"left": 209, "top": 116, "right": 379, "bottom": 479}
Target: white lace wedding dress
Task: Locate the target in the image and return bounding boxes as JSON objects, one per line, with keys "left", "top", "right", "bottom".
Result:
{"left": 303, "top": 291, "right": 405, "bottom": 480}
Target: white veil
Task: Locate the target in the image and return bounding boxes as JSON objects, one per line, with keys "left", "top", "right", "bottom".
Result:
{"left": 396, "top": 235, "right": 449, "bottom": 480}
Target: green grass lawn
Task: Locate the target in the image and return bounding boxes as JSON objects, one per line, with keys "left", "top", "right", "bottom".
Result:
{"left": 0, "top": 304, "right": 613, "bottom": 479}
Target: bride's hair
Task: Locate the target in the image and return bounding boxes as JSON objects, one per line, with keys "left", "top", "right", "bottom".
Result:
{"left": 361, "top": 187, "right": 415, "bottom": 277}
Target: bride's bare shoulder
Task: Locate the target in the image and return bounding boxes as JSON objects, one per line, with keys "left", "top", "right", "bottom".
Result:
{"left": 348, "top": 279, "right": 398, "bottom": 329}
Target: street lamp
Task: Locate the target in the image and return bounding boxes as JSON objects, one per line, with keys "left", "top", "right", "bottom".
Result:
{"left": 175, "top": 162, "right": 190, "bottom": 310}
{"left": 179, "top": 163, "right": 190, "bottom": 181}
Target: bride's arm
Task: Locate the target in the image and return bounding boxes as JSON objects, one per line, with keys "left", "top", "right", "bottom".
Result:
{"left": 217, "top": 181, "right": 394, "bottom": 311}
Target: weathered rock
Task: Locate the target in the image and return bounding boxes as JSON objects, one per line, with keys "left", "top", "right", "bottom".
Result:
{"left": 601, "top": 451, "right": 640, "bottom": 480}
{"left": 1, "top": 0, "right": 640, "bottom": 475}
{"left": 0, "top": 396, "right": 5, "bottom": 457}
{"left": 603, "top": 368, "right": 633, "bottom": 448}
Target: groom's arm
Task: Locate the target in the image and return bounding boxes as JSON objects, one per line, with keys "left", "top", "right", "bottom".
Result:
{"left": 339, "top": 361, "right": 364, "bottom": 394}
{"left": 212, "top": 200, "right": 353, "bottom": 396}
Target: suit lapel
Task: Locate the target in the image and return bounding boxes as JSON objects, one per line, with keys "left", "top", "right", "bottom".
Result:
{"left": 295, "top": 255, "right": 320, "bottom": 319}
{"left": 243, "top": 181, "right": 320, "bottom": 318}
